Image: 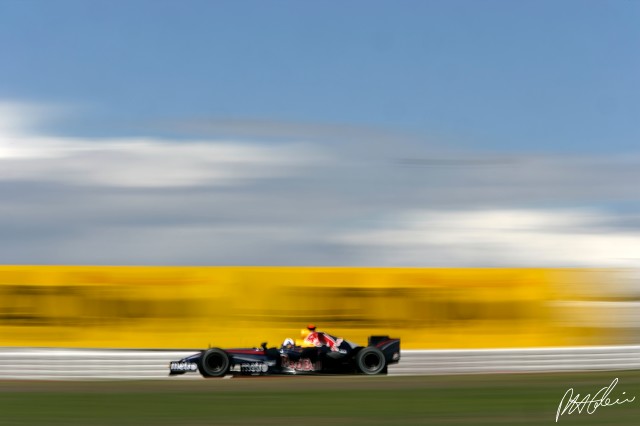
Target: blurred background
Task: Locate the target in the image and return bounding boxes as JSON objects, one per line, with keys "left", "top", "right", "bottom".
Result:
{"left": 0, "top": 1, "right": 638, "bottom": 350}
{"left": 0, "top": 266, "right": 638, "bottom": 349}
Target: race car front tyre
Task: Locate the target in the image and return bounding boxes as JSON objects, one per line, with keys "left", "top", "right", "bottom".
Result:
{"left": 199, "top": 348, "right": 230, "bottom": 378}
{"left": 355, "top": 347, "right": 386, "bottom": 375}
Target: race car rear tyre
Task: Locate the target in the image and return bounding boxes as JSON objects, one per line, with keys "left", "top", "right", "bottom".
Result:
{"left": 199, "top": 348, "right": 230, "bottom": 378}
{"left": 355, "top": 347, "right": 386, "bottom": 375}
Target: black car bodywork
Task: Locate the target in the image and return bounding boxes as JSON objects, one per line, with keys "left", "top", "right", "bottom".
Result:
{"left": 169, "top": 334, "right": 400, "bottom": 377}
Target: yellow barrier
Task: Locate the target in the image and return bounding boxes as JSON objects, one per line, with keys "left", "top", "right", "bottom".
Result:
{"left": 0, "top": 266, "right": 622, "bottom": 349}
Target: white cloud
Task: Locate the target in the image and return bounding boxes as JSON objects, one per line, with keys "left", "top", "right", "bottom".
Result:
{"left": 336, "top": 209, "right": 640, "bottom": 267}
{"left": 0, "top": 101, "right": 324, "bottom": 188}
{"left": 1, "top": 99, "right": 640, "bottom": 267}
{"left": 0, "top": 101, "right": 47, "bottom": 136}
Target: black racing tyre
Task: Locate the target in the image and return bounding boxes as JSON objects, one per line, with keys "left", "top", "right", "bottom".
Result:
{"left": 199, "top": 348, "right": 230, "bottom": 378}
{"left": 355, "top": 347, "right": 386, "bottom": 375}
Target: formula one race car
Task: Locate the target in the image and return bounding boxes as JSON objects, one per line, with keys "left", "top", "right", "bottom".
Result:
{"left": 169, "top": 331, "right": 400, "bottom": 378}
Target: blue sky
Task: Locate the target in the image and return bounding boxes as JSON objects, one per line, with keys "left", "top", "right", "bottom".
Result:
{"left": 0, "top": 1, "right": 639, "bottom": 266}
{"left": 1, "top": 0, "right": 638, "bottom": 151}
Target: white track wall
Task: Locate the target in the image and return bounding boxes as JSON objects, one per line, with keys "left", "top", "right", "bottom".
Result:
{"left": 0, "top": 346, "right": 639, "bottom": 380}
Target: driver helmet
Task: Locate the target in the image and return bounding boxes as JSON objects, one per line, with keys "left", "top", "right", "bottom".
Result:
{"left": 282, "top": 337, "right": 295, "bottom": 348}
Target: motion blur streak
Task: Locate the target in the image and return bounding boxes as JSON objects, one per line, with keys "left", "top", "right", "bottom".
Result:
{"left": 1, "top": 266, "right": 638, "bottom": 349}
